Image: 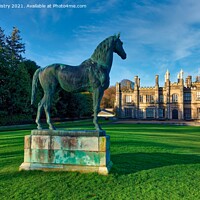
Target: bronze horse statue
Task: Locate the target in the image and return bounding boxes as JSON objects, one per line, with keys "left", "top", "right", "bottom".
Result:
{"left": 31, "top": 34, "right": 126, "bottom": 130}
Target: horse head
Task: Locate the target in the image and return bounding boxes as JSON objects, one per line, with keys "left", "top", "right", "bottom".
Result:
{"left": 113, "top": 33, "right": 127, "bottom": 60}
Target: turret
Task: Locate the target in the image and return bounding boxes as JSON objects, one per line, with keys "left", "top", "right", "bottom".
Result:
{"left": 115, "top": 82, "right": 122, "bottom": 117}
{"left": 165, "top": 69, "right": 170, "bottom": 82}
{"left": 165, "top": 70, "right": 170, "bottom": 119}
{"left": 134, "top": 76, "right": 139, "bottom": 89}
{"left": 177, "top": 69, "right": 184, "bottom": 85}
{"left": 134, "top": 76, "right": 139, "bottom": 118}
{"left": 155, "top": 75, "right": 159, "bottom": 119}
{"left": 196, "top": 76, "right": 200, "bottom": 82}
{"left": 177, "top": 69, "right": 184, "bottom": 119}
{"left": 155, "top": 75, "right": 159, "bottom": 87}
{"left": 186, "top": 76, "right": 192, "bottom": 88}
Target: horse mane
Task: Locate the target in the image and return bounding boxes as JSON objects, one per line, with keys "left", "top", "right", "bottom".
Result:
{"left": 91, "top": 35, "right": 117, "bottom": 63}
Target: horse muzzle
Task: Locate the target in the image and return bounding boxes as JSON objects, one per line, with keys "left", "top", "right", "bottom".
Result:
{"left": 121, "top": 53, "right": 127, "bottom": 60}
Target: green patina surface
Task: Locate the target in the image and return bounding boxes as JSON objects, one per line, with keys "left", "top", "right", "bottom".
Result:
{"left": 25, "top": 135, "right": 110, "bottom": 151}
{"left": 24, "top": 149, "right": 109, "bottom": 166}
{"left": 23, "top": 132, "right": 111, "bottom": 167}
{"left": 52, "top": 136, "right": 98, "bottom": 151}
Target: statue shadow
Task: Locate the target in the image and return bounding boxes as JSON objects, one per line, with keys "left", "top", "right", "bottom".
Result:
{"left": 0, "top": 150, "right": 24, "bottom": 169}
{"left": 111, "top": 152, "right": 200, "bottom": 175}
{"left": 110, "top": 140, "right": 200, "bottom": 175}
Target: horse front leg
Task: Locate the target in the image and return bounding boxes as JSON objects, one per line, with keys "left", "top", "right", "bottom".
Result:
{"left": 93, "top": 87, "right": 104, "bottom": 131}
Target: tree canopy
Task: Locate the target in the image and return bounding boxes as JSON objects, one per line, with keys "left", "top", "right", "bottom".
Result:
{"left": 0, "top": 26, "right": 93, "bottom": 125}
{"left": 100, "top": 86, "right": 116, "bottom": 108}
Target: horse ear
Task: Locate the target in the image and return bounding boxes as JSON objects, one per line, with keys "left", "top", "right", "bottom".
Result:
{"left": 117, "top": 32, "right": 120, "bottom": 38}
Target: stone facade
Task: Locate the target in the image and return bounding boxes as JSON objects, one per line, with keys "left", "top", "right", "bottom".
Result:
{"left": 115, "top": 70, "right": 200, "bottom": 120}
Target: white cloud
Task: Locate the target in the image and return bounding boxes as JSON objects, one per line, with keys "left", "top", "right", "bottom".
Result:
{"left": 23, "top": 0, "right": 200, "bottom": 86}
{"left": 89, "top": 0, "right": 121, "bottom": 13}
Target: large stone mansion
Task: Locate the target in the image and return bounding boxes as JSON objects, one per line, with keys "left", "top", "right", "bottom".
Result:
{"left": 115, "top": 70, "right": 200, "bottom": 120}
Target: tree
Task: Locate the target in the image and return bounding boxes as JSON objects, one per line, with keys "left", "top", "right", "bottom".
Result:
{"left": 0, "top": 26, "right": 41, "bottom": 124}
{"left": 0, "top": 65, "right": 11, "bottom": 116}
{"left": 0, "top": 27, "right": 11, "bottom": 115}
{"left": 0, "top": 27, "right": 7, "bottom": 66}
{"left": 8, "top": 62, "right": 31, "bottom": 114}
{"left": 100, "top": 86, "right": 116, "bottom": 108}
{"left": 6, "top": 27, "right": 25, "bottom": 67}
{"left": 0, "top": 25, "right": 94, "bottom": 125}
{"left": 55, "top": 91, "right": 93, "bottom": 118}
{"left": 22, "top": 60, "right": 40, "bottom": 77}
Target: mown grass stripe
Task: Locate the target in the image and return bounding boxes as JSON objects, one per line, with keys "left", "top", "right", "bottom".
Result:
{"left": 0, "top": 120, "right": 200, "bottom": 199}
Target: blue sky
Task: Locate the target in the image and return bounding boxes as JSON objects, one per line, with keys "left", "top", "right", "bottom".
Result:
{"left": 1, "top": 0, "right": 200, "bottom": 86}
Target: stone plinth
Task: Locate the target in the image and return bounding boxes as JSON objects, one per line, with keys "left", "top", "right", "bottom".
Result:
{"left": 19, "top": 130, "right": 112, "bottom": 175}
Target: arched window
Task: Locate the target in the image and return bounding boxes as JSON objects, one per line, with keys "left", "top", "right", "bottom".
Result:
{"left": 172, "top": 94, "right": 178, "bottom": 102}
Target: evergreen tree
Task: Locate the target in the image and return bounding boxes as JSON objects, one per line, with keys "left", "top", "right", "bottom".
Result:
{"left": 22, "top": 60, "right": 40, "bottom": 77}
{"left": 8, "top": 62, "right": 31, "bottom": 114}
{"left": 6, "top": 27, "right": 25, "bottom": 67}
{"left": 0, "top": 27, "right": 11, "bottom": 115}
{"left": 0, "top": 25, "right": 93, "bottom": 124}
{"left": 0, "top": 27, "right": 26, "bottom": 116}
{"left": 0, "top": 26, "right": 42, "bottom": 124}
{"left": 0, "top": 27, "right": 6, "bottom": 66}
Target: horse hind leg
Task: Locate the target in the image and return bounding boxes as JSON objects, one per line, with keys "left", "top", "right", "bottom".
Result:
{"left": 36, "top": 97, "right": 45, "bottom": 129}
{"left": 44, "top": 92, "right": 56, "bottom": 130}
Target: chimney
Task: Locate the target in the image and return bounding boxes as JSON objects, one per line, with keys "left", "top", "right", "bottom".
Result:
{"left": 155, "top": 75, "right": 159, "bottom": 87}
{"left": 165, "top": 69, "right": 170, "bottom": 82}
{"left": 186, "top": 76, "right": 192, "bottom": 87}
{"left": 178, "top": 69, "right": 184, "bottom": 85}
{"left": 134, "top": 76, "right": 139, "bottom": 89}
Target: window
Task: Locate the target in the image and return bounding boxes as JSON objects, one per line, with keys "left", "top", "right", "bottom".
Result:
{"left": 159, "top": 95, "right": 163, "bottom": 103}
{"left": 197, "top": 108, "right": 200, "bottom": 119}
{"left": 158, "top": 108, "right": 164, "bottom": 118}
{"left": 139, "top": 95, "right": 143, "bottom": 103}
{"left": 197, "top": 92, "right": 200, "bottom": 100}
{"left": 138, "top": 109, "right": 143, "bottom": 119}
{"left": 184, "top": 93, "right": 191, "bottom": 102}
{"left": 146, "top": 95, "right": 154, "bottom": 103}
{"left": 172, "top": 94, "right": 178, "bottom": 102}
{"left": 184, "top": 108, "right": 191, "bottom": 120}
{"left": 146, "top": 95, "right": 150, "bottom": 103}
{"left": 124, "top": 108, "right": 132, "bottom": 117}
{"left": 125, "top": 95, "right": 132, "bottom": 103}
{"left": 146, "top": 108, "right": 154, "bottom": 118}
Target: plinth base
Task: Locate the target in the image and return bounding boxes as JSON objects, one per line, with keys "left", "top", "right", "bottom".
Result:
{"left": 19, "top": 129, "right": 112, "bottom": 175}
{"left": 19, "top": 161, "right": 113, "bottom": 175}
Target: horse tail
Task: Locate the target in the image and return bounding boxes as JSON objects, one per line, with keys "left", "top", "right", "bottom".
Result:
{"left": 31, "top": 68, "right": 41, "bottom": 105}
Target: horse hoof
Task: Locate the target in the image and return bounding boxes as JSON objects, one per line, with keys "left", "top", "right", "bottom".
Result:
{"left": 49, "top": 126, "right": 56, "bottom": 130}
{"left": 37, "top": 126, "right": 43, "bottom": 130}
{"left": 96, "top": 126, "right": 102, "bottom": 131}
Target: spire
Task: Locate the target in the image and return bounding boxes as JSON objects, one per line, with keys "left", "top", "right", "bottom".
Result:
{"left": 180, "top": 69, "right": 184, "bottom": 79}
{"left": 165, "top": 69, "right": 170, "bottom": 82}
{"left": 177, "top": 72, "right": 180, "bottom": 79}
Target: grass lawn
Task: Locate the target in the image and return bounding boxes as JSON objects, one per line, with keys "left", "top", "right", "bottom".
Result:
{"left": 0, "top": 120, "right": 200, "bottom": 200}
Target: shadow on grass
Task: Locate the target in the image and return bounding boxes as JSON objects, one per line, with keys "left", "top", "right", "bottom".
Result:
{"left": 111, "top": 152, "right": 200, "bottom": 175}
{"left": 0, "top": 150, "right": 24, "bottom": 159}
{"left": 112, "top": 139, "right": 198, "bottom": 153}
